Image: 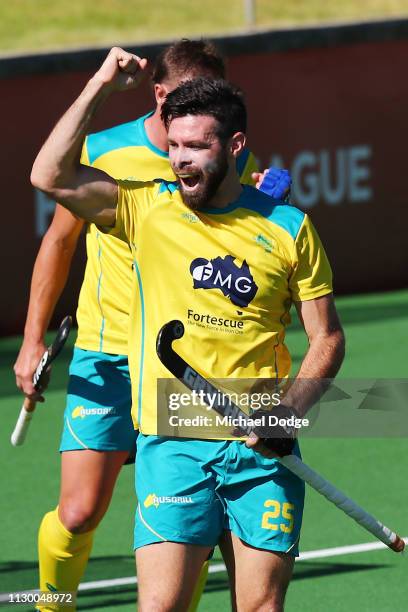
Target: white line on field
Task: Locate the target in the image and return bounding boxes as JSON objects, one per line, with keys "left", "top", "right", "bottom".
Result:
{"left": 298, "top": 539, "right": 408, "bottom": 561}
{"left": 0, "top": 537, "right": 406, "bottom": 601}
{"left": 78, "top": 538, "right": 407, "bottom": 591}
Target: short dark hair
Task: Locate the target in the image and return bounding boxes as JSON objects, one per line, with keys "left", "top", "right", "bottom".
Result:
{"left": 161, "top": 77, "right": 247, "bottom": 140}
{"left": 152, "top": 39, "right": 225, "bottom": 84}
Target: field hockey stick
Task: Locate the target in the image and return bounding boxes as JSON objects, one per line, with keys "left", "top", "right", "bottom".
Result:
{"left": 156, "top": 320, "right": 405, "bottom": 553}
{"left": 11, "top": 316, "right": 72, "bottom": 447}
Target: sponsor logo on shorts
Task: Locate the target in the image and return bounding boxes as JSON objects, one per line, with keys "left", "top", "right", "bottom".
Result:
{"left": 190, "top": 255, "right": 258, "bottom": 307}
{"left": 144, "top": 493, "right": 194, "bottom": 508}
{"left": 71, "top": 406, "right": 117, "bottom": 419}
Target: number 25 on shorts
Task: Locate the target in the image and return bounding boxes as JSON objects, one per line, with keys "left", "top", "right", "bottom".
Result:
{"left": 261, "top": 500, "right": 294, "bottom": 533}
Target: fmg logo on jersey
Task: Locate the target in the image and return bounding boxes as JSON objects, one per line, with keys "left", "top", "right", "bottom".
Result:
{"left": 189, "top": 255, "right": 258, "bottom": 307}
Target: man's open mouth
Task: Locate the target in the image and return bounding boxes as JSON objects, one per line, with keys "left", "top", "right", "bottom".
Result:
{"left": 178, "top": 173, "right": 201, "bottom": 191}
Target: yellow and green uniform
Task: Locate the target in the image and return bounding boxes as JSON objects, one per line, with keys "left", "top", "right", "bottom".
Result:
{"left": 111, "top": 179, "right": 332, "bottom": 554}
{"left": 76, "top": 112, "right": 175, "bottom": 354}
{"left": 111, "top": 180, "right": 332, "bottom": 437}
{"left": 61, "top": 111, "right": 258, "bottom": 453}
{"left": 61, "top": 111, "right": 176, "bottom": 453}
{"left": 48, "top": 112, "right": 258, "bottom": 610}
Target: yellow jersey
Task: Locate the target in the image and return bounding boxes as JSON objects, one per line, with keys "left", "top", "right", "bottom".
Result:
{"left": 75, "top": 111, "right": 258, "bottom": 354}
{"left": 111, "top": 180, "right": 333, "bottom": 437}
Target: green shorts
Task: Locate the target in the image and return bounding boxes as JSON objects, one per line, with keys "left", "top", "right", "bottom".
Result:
{"left": 60, "top": 348, "right": 137, "bottom": 455}
{"left": 135, "top": 434, "right": 305, "bottom": 555}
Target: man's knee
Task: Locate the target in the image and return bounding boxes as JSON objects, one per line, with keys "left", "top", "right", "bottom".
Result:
{"left": 245, "top": 590, "right": 287, "bottom": 612}
{"left": 138, "top": 592, "right": 191, "bottom": 612}
{"left": 58, "top": 500, "right": 102, "bottom": 533}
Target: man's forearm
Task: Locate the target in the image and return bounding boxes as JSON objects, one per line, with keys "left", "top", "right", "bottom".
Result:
{"left": 282, "top": 328, "right": 345, "bottom": 417}
{"left": 24, "top": 230, "right": 82, "bottom": 343}
{"left": 14, "top": 219, "right": 83, "bottom": 396}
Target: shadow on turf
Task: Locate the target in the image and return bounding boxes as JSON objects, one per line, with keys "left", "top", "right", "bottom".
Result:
{"left": 1, "top": 559, "right": 387, "bottom": 609}
{"left": 292, "top": 559, "right": 388, "bottom": 580}
{"left": 77, "top": 560, "right": 390, "bottom": 609}
{"left": 0, "top": 556, "right": 134, "bottom": 592}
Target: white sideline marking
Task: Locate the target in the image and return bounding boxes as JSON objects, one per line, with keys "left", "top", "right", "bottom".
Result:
{"left": 298, "top": 539, "right": 408, "bottom": 561}
{"left": 0, "top": 538, "right": 406, "bottom": 601}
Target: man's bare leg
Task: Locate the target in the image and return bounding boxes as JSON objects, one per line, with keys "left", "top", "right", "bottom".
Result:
{"left": 59, "top": 449, "right": 129, "bottom": 532}
{"left": 219, "top": 530, "right": 295, "bottom": 612}
{"left": 136, "top": 542, "right": 212, "bottom": 612}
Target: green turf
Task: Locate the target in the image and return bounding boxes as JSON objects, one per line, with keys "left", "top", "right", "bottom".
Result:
{"left": 1, "top": 1, "right": 408, "bottom": 54}
{"left": 0, "top": 289, "right": 407, "bottom": 610}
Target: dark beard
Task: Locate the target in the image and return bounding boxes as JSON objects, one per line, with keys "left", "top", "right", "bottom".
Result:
{"left": 178, "top": 155, "right": 229, "bottom": 211}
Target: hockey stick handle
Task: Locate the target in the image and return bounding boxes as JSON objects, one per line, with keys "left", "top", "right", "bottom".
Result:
{"left": 280, "top": 454, "right": 405, "bottom": 552}
{"left": 10, "top": 398, "right": 36, "bottom": 446}
{"left": 11, "top": 316, "right": 72, "bottom": 447}
{"left": 156, "top": 320, "right": 405, "bottom": 554}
